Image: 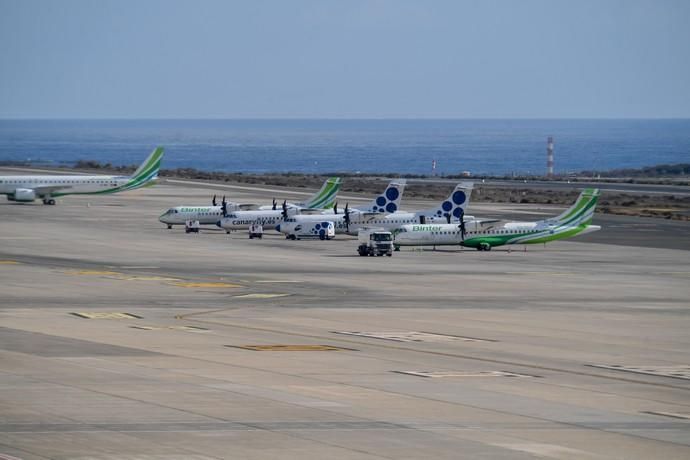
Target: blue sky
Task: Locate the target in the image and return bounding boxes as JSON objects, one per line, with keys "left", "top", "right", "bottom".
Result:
{"left": 1, "top": 0, "right": 688, "bottom": 118}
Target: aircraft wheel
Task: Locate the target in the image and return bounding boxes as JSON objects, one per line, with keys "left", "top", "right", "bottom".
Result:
{"left": 167, "top": 224, "right": 173, "bottom": 229}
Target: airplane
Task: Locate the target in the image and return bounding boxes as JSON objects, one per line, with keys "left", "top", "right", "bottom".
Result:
{"left": 271, "top": 179, "right": 407, "bottom": 237}
{"left": 393, "top": 188, "right": 601, "bottom": 251}
{"left": 217, "top": 179, "right": 404, "bottom": 234}
{"left": 159, "top": 177, "right": 341, "bottom": 229}
{"left": 275, "top": 182, "right": 473, "bottom": 237}
{"left": 0, "top": 147, "right": 164, "bottom": 205}
{"left": 257, "top": 177, "right": 342, "bottom": 211}
{"left": 158, "top": 196, "right": 255, "bottom": 229}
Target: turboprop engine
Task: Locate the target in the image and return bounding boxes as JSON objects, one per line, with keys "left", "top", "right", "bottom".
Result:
{"left": 10, "top": 188, "right": 36, "bottom": 202}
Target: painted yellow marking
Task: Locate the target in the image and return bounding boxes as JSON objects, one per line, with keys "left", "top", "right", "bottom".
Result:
{"left": 116, "top": 275, "right": 180, "bottom": 281}
{"left": 234, "top": 344, "right": 347, "bottom": 352}
{"left": 0, "top": 260, "right": 21, "bottom": 265}
{"left": 233, "top": 293, "right": 290, "bottom": 299}
{"left": 65, "top": 270, "right": 122, "bottom": 276}
{"left": 171, "top": 282, "right": 242, "bottom": 289}
{"left": 71, "top": 312, "right": 142, "bottom": 320}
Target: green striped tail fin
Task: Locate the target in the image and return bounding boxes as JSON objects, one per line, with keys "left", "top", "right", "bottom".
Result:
{"left": 552, "top": 188, "right": 600, "bottom": 227}
{"left": 131, "top": 147, "right": 164, "bottom": 181}
{"left": 304, "top": 177, "right": 342, "bottom": 209}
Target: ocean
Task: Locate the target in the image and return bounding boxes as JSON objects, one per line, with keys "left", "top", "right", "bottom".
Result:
{"left": 0, "top": 119, "right": 688, "bottom": 176}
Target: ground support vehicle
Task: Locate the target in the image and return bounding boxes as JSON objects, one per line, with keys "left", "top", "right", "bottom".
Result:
{"left": 248, "top": 224, "right": 263, "bottom": 239}
{"left": 357, "top": 230, "right": 393, "bottom": 256}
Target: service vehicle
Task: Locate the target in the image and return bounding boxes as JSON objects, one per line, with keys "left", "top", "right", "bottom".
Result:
{"left": 357, "top": 229, "right": 393, "bottom": 256}
{"left": 248, "top": 224, "right": 264, "bottom": 239}
{"left": 185, "top": 220, "right": 200, "bottom": 233}
{"left": 283, "top": 221, "right": 335, "bottom": 240}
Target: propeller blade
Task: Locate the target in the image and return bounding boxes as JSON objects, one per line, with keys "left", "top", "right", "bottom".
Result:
{"left": 281, "top": 200, "right": 288, "bottom": 219}
{"left": 333, "top": 202, "right": 338, "bottom": 215}
{"left": 343, "top": 203, "right": 351, "bottom": 231}
{"left": 445, "top": 213, "right": 451, "bottom": 224}
{"left": 212, "top": 195, "right": 217, "bottom": 206}
{"left": 272, "top": 198, "right": 277, "bottom": 210}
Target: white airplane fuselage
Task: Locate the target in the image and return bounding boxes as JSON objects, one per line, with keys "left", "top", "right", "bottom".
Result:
{"left": 276, "top": 211, "right": 465, "bottom": 236}
{"left": 159, "top": 205, "right": 244, "bottom": 226}
{"left": 0, "top": 175, "right": 131, "bottom": 202}
{"left": 218, "top": 209, "right": 295, "bottom": 231}
{"left": 0, "top": 147, "right": 163, "bottom": 204}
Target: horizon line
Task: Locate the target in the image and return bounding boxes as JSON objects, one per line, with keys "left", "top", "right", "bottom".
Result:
{"left": 2, "top": 116, "right": 690, "bottom": 121}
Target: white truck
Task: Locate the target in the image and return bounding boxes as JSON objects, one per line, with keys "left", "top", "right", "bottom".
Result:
{"left": 357, "top": 229, "right": 394, "bottom": 257}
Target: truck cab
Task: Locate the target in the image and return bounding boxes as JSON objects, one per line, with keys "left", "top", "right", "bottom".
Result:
{"left": 357, "top": 230, "right": 393, "bottom": 257}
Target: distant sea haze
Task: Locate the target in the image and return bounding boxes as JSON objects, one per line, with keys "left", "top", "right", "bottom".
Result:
{"left": 0, "top": 119, "right": 688, "bottom": 176}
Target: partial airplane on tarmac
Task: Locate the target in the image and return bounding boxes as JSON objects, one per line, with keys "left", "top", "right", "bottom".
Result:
{"left": 0, "top": 147, "right": 164, "bottom": 205}
{"left": 218, "top": 179, "right": 405, "bottom": 233}
{"left": 159, "top": 177, "right": 341, "bottom": 228}
{"left": 393, "top": 188, "right": 601, "bottom": 251}
{"left": 258, "top": 177, "right": 342, "bottom": 211}
{"left": 275, "top": 182, "right": 474, "bottom": 237}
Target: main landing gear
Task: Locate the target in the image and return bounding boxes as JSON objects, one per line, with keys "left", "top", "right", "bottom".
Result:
{"left": 42, "top": 198, "right": 56, "bottom": 205}
{"left": 477, "top": 242, "right": 492, "bottom": 251}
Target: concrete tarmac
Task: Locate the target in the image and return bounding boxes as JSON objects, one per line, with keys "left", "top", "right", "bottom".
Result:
{"left": 0, "top": 181, "right": 689, "bottom": 459}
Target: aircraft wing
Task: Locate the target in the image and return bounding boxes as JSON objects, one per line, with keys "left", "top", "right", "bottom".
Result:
{"left": 473, "top": 219, "right": 502, "bottom": 227}
{"left": 298, "top": 208, "right": 332, "bottom": 215}
{"left": 356, "top": 212, "right": 381, "bottom": 223}
{"left": 238, "top": 204, "right": 261, "bottom": 211}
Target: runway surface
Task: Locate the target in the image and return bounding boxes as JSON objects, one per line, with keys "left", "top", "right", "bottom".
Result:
{"left": 0, "top": 179, "right": 689, "bottom": 459}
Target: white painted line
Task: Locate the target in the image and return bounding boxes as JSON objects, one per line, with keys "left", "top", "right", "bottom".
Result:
{"left": 589, "top": 364, "right": 690, "bottom": 380}
{"left": 333, "top": 331, "right": 495, "bottom": 343}
{"left": 396, "top": 370, "right": 535, "bottom": 378}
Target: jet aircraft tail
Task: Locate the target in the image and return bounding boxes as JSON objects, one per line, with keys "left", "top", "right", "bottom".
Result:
{"left": 125, "top": 147, "right": 164, "bottom": 190}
